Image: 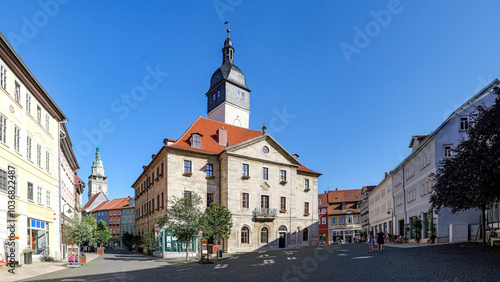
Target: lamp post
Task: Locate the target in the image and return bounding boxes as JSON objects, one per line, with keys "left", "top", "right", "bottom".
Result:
{"left": 387, "top": 208, "right": 394, "bottom": 235}
{"left": 62, "top": 203, "right": 73, "bottom": 259}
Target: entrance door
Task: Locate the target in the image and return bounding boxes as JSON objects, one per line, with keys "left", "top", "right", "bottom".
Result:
{"left": 399, "top": 219, "right": 405, "bottom": 236}
{"left": 279, "top": 232, "right": 286, "bottom": 248}
{"left": 261, "top": 196, "right": 269, "bottom": 214}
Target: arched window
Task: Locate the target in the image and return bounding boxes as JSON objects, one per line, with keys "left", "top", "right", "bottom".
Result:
{"left": 303, "top": 228, "right": 309, "bottom": 241}
{"left": 241, "top": 227, "right": 249, "bottom": 244}
{"left": 260, "top": 227, "right": 268, "bottom": 244}
{"left": 278, "top": 225, "right": 287, "bottom": 232}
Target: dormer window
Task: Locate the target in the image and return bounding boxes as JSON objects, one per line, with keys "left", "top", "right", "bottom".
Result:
{"left": 342, "top": 203, "right": 346, "bottom": 210}
{"left": 190, "top": 133, "right": 203, "bottom": 148}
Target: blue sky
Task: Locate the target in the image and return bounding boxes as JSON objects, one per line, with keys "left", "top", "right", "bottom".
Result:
{"left": 2, "top": 0, "right": 500, "bottom": 203}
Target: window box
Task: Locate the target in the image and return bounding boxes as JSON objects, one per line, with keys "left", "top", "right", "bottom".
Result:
{"left": 183, "top": 172, "right": 192, "bottom": 177}
{"left": 279, "top": 210, "right": 287, "bottom": 213}
{"left": 280, "top": 181, "right": 287, "bottom": 185}
{"left": 241, "top": 175, "right": 251, "bottom": 180}
{"left": 206, "top": 176, "right": 214, "bottom": 179}
{"left": 304, "top": 213, "right": 310, "bottom": 216}
{"left": 304, "top": 188, "right": 311, "bottom": 192}
{"left": 155, "top": 178, "right": 159, "bottom": 182}
{"left": 151, "top": 183, "right": 154, "bottom": 187}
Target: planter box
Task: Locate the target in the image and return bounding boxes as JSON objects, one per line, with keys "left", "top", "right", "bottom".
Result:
{"left": 24, "top": 252, "right": 33, "bottom": 265}
{"left": 97, "top": 247, "right": 105, "bottom": 254}
{"left": 80, "top": 256, "right": 86, "bottom": 264}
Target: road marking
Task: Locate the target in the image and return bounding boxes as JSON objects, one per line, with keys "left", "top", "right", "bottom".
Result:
{"left": 337, "top": 253, "right": 348, "bottom": 256}
{"left": 287, "top": 257, "right": 297, "bottom": 260}
{"left": 214, "top": 264, "right": 228, "bottom": 269}
{"left": 257, "top": 254, "right": 276, "bottom": 258}
{"left": 177, "top": 267, "right": 194, "bottom": 272}
{"left": 251, "top": 259, "right": 275, "bottom": 266}
{"left": 284, "top": 251, "right": 297, "bottom": 255}
{"left": 228, "top": 256, "right": 239, "bottom": 260}
{"left": 351, "top": 256, "right": 374, "bottom": 260}
{"left": 62, "top": 280, "right": 86, "bottom": 282}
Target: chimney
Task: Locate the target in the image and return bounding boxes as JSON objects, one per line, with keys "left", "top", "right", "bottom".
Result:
{"left": 292, "top": 154, "right": 299, "bottom": 160}
{"left": 335, "top": 188, "right": 338, "bottom": 191}
{"left": 217, "top": 127, "right": 227, "bottom": 145}
{"left": 142, "top": 165, "right": 148, "bottom": 171}
{"left": 385, "top": 172, "right": 388, "bottom": 178}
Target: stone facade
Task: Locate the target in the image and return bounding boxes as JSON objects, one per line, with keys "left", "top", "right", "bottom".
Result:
{"left": 132, "top": 119, "right": 320, "bottom": 253}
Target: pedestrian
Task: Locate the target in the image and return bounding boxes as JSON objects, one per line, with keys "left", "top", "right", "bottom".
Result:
{"left": 133, "top": 244, "right": 135, "bottom": 252}
{"left": 368, "top": 231, "right": 375, "bottom": 252}
{"left": 377, "top": 231, "right": 385, "bottom": 252}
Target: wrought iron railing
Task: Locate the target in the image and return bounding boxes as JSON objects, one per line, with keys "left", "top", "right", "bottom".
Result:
{"left": 253, "top": 207, "right": 278, "bottom": 218}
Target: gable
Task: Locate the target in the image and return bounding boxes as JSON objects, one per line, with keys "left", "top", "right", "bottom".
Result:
{"left": 227, "top": 135, "right": 300, "bottom": 167}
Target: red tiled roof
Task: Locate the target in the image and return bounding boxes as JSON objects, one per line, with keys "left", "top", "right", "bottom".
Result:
{"left": 168, "top": 116, "right": 321, "bottom": 174}
{"left": 168, "top": 116, "right": 263, "bottom": 155}
{"left": 83, "top": 192, "right": 101, "bottom": 210}
{"left": 318, "top": 193, "right": 328, "bottom": 207}
{"left": 327, "top": 205, "right": 361, "bottom": 215}
{"left": 327, "top": 189, "right": 362, "bottom": 204}
{"left": 297, "top": 165, "right": 321, "bottom": 175}
{"left": 108, "top": 197, "right": 133, "bottom": 210}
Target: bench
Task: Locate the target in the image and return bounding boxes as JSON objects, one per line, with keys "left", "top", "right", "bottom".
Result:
{"left": 491, "top": 238, "right": 500, "bottom": 247}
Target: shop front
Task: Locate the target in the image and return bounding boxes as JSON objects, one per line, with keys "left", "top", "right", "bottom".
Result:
{"left": 159, "top": 229, "right": 198, "bottom": 255}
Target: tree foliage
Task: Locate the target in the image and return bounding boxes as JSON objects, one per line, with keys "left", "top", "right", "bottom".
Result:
{"left": 201, "top": 203, "right": 233, "bottom": 245}
{"left": 122, "top": 232, "right": 134, "bottom": 247}
{"left": 430, "top": 87, "right": 500, "bottom": 243}
{"left": 65, "top": 215, "right": 96, "bottom": 247}
{"left": 95, "top": 220, "right": 112, "bottom": 246}
{"left": 143, "top": 231, "right": 156, "bottom": 248}
{"left": 156, "top": 192, "right": 203, "bottom": 261}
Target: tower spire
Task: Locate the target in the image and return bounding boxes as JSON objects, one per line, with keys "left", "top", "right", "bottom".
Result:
{"left": 222, "top": 27, "right": 234, "bottom": 65}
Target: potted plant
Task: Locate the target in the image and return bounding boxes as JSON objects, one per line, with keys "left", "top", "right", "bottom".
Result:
{"left": 304, "top": 213, "right": 310, "bottom": 216}
{"left": 206, "top": 176, "right": 214, "bottom": 179}
{"left": 280, "top": 181, "right": 287, "bottom": 185}
{"left": 183, "top": 172, "right": 192, "bottom": 177}
{"left": 279, "top": 209, "right": 287, "bottom": 213}
{"left": 241, "top": 175, "right": 250, "bottom": 180}
{"left": 23, "top": 248, "right": 34, "bottom": 265}
{"left": 79, "top": 251, "right": 86, "bottom": 264}
{"left": 304, "top": 188, "right": 311, "bottom": 192}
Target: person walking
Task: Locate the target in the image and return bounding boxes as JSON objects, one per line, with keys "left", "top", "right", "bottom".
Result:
{"left": 377, "top": 231, "right": 385, "bottom": 252}
{"left": 368, "top": 231, "right": 375, "bottom": 252}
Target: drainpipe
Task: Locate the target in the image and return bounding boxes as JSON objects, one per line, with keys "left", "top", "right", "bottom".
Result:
{"left": 402, "top": 166, "right": 407, "bottom": 237}
{"left": 58, "top": 119, "right": 68, "bottom": 259}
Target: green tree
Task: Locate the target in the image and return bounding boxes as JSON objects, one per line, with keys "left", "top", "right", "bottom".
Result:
{"left": 95, "top": 220, "right": 112, "bottom": 247}
{"left": 143, "top": 231, "right": 155, "bottom": 249}
{"left": 64, "top": 215, "right": 96, "bottom": 250}
{"left": 201, "top": 203, "right": 233, "bottom": 245}
{"left": 81, "top": 215, "right": 97, "bottom": 246}
{"left": 157, "top": 192, "right": 203, "bottom": 261}
{"left": 122, "top": 232, "right": 134, "bottom": 247}
{"left": 430, "top": 87, "right": 500, "bottom": 244}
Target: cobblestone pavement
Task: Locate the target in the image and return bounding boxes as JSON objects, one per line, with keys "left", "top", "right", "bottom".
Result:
{"left": 25, "top": 243, "right": 500, "bottom": 281}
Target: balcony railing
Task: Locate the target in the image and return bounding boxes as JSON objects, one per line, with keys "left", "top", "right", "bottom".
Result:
{"left": 253, "top": 207, "right": 278, "bottom": 221}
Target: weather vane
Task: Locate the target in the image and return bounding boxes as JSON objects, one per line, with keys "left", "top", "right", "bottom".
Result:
{"left": 224, "top": 21, "right": 230, "bottom": 37}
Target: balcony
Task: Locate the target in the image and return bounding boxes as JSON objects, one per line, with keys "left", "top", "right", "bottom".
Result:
{"left": 253, "top": 208, "right": 278, "bottom": 222}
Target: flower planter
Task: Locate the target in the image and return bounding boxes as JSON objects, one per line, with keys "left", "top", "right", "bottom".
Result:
{"left": 23, "top": 252, "right": 33, "bottom": 265}
{"left": 97, "top": 247, "right": 105, "bottom": 254}
{"left": 304, "top": 213, "right": 310, "bottom": 216}
{"left": 241, "top": 176, "right": 250, "bottom": 180}
{"left": 279, "top": 210, "right": 287, "bottom": 213}
{"left": 280, "top": 181, "right": 288, "bottom": 185}
{"left": 206, "top": 176, "right": 214, "bottom": 179}
{"left": 183, "top": 173, "right": 192, "bottom": 177}
{"left": 80, "top": 256, "right": 86, "bottom": 264}
{"left": 304, "top": 189, "right": 310, "bottom": 192}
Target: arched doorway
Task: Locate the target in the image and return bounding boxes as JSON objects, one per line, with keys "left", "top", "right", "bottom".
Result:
{"left": 278, "top": 225, "right": 287, "bottom": 248}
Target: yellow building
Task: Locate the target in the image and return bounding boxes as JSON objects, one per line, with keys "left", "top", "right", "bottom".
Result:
{"left": 0, "top": 32, "right": 74, "bottom": 262}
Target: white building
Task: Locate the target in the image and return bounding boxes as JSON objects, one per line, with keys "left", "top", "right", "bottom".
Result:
{"left": 391, "top": 79, "right": 499, "bottom": 242}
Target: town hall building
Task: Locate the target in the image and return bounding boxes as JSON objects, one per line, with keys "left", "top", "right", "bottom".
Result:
{"left": 132, "top": 30, "right": 321, "bottom": 254}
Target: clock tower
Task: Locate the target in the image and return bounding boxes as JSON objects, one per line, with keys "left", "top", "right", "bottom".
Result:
{"left": 207, "top": 29, "right": 251, "bottom": 128}
{"left": 88, "top": 146, "right": 108, "bottom": 199}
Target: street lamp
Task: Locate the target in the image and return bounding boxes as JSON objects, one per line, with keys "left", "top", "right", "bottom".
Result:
{"left": 62, "top": 203, "right": 73, "bottom": 259}
{"left": 387, "top": 208, "right": 394, "bottom": 235}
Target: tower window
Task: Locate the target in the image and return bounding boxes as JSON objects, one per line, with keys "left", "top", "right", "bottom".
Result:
{"left": 190, "top": 133, "right": 203, "bottom": 148}
{"left": 217, "top": 90, "right": 220, "bottom": 98}
{"left": 213, "top": 93, "right": 216, "bottom": 101}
